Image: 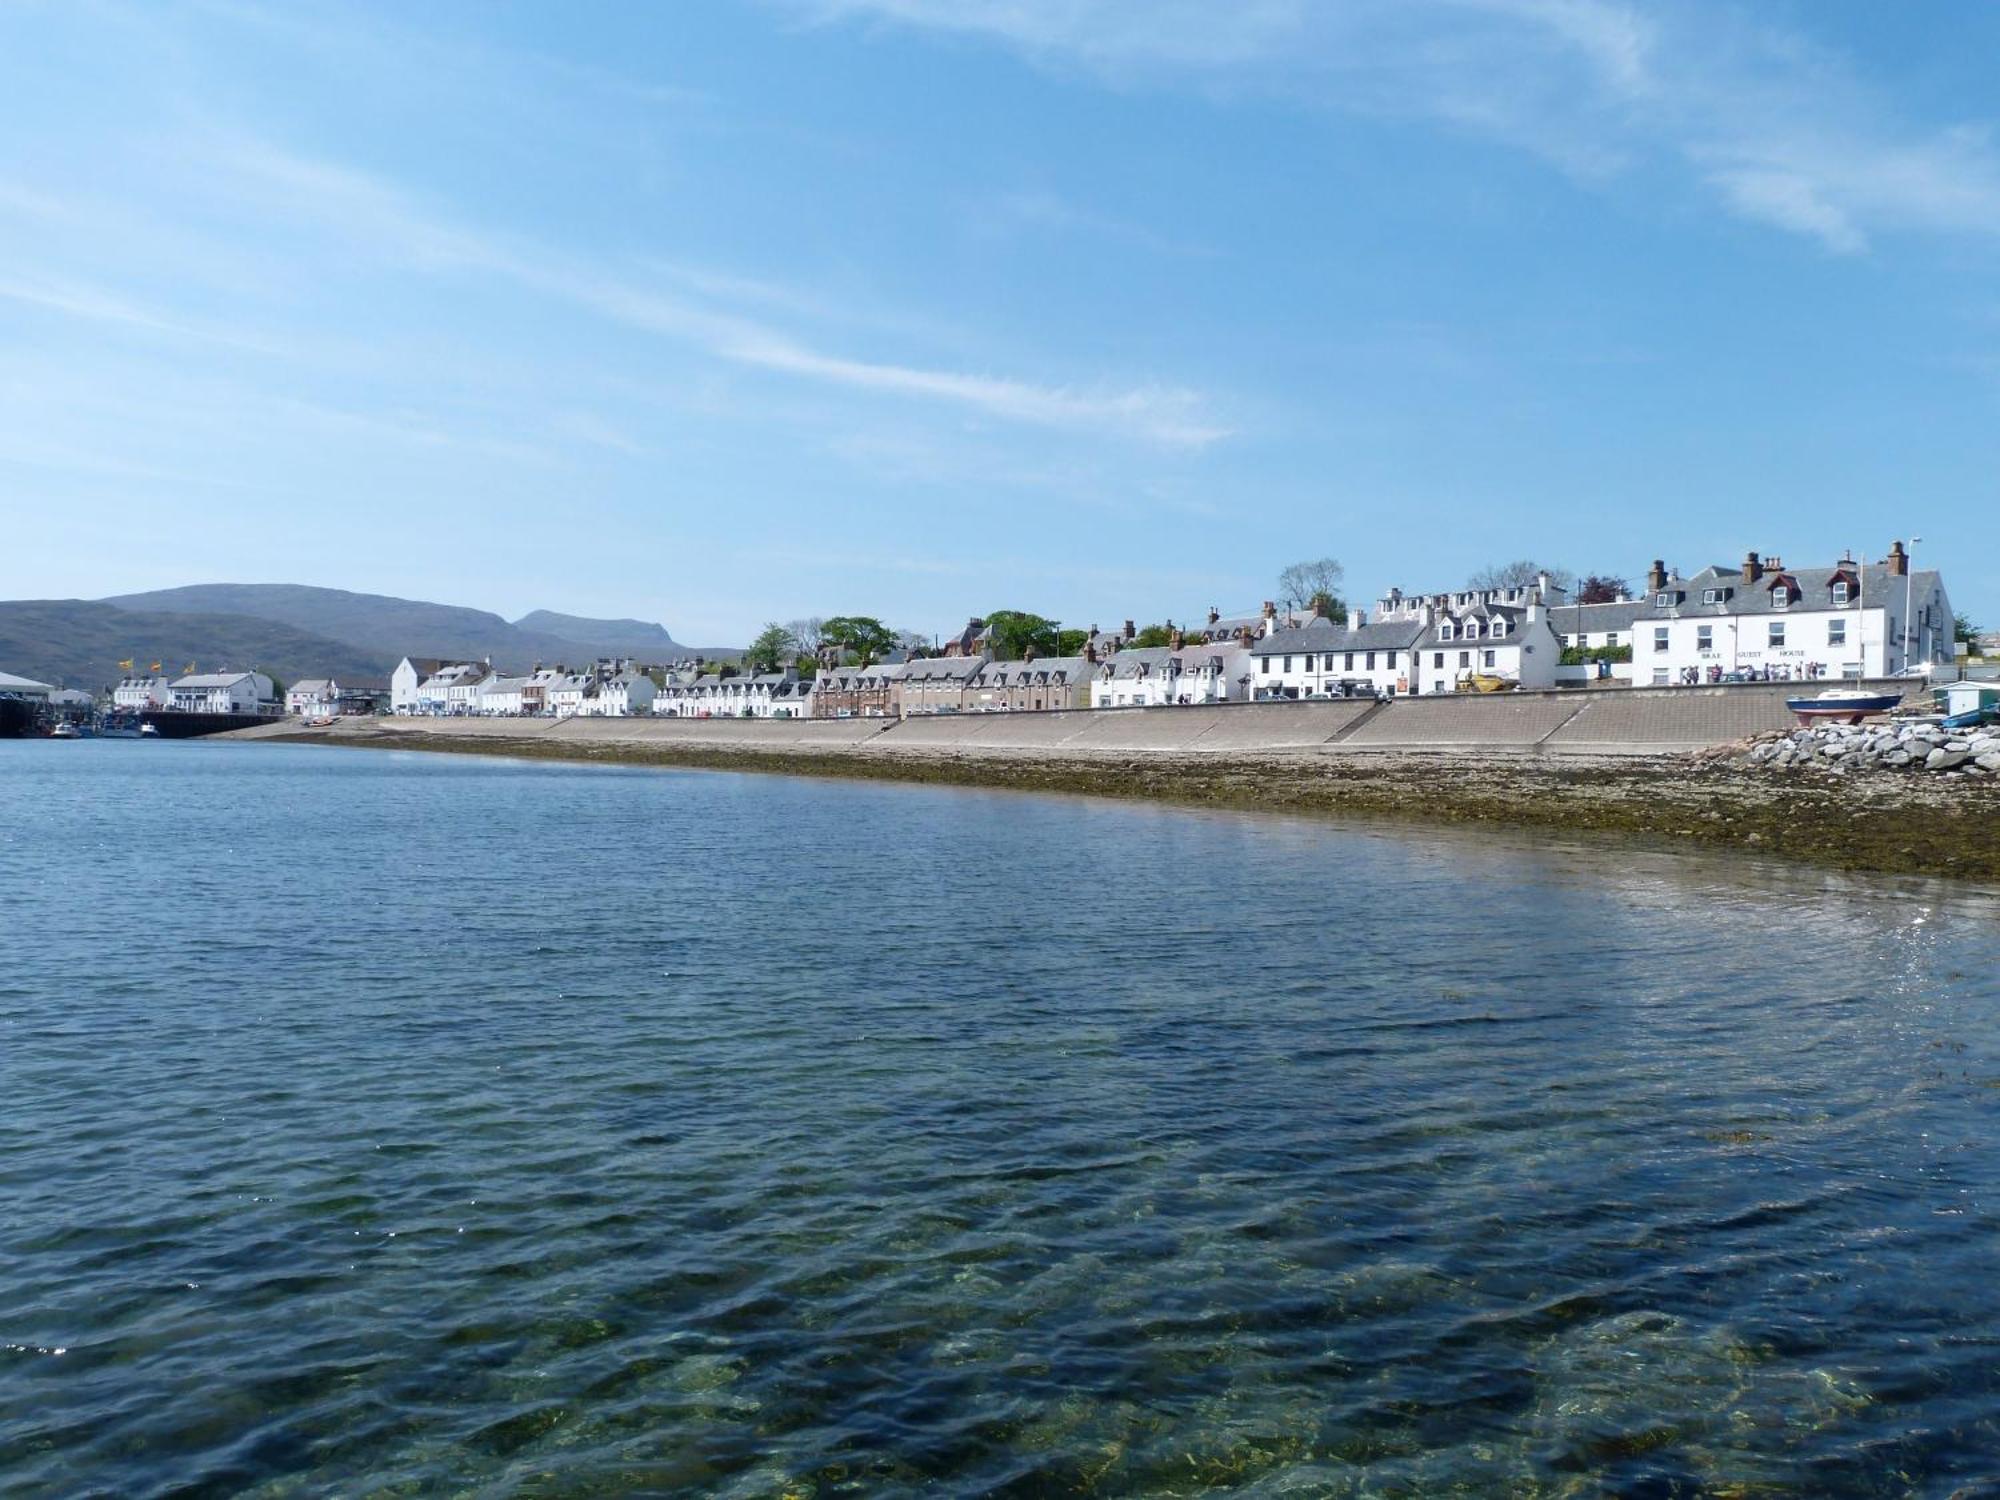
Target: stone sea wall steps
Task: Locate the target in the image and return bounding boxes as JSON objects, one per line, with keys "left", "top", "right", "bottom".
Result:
{"left": 550, "top": 715, "right": 886, "bottom": 747}
{"left": 1543, "top": 684, "right": 1818, "bottom": 749}
{"left": 1341, "top": 693, "right": 1584, "bottom": 748}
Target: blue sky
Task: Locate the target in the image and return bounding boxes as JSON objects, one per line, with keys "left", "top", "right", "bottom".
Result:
{"left": 4, "top": 0, "right": 1997, "bottom": 644}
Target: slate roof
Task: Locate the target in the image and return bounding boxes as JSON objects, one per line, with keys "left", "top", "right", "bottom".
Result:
{"left": 172, "top": 672, "right": 260, "bottom": 688}
{"left": 1251, "top": 618, "right": 1427, "bottom": 658}
{"left": 984, "top": 655, "right": 1090, "bottom": 685}
{"left": 902, "top": 656, "right": 988, "bottom": 682}
{"left": 1098, "top": 647, "right": 1174, "bottom": 680}
{"left": 1647, "top": 563, "right": 1942, "bottom": 619}
{"left": 1548, "top": 599, "right": 1648, "bottom": 635}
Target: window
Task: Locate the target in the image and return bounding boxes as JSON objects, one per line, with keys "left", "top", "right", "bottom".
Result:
{"left": 1283, "top": 656, "right": 1293, "bottom": 672}
{"left": 1606, "top": 632, "right": 1621, "bottom": 647}
{"left": 1772, "top": 588, "right": 1790, "bottom": 610}
{"left": 1828, "top": 619, "right": 1847, "bottom": 647}
{"left": 1703, "top": 588, "right": 1722, "bottom": 604}
{"left": 1697, "top": 625, "right": 1713, "bottom": 651}
{"left": 1465, "top": 621, "right": 1480, "bottom": 640}
{"left": 1344, "top": 652, "right": 1355, "bottom": 670}
{"left": 1654, "top": 627, "right": 1669, "bottom": 651}
{"left": 1439, "top": 622, "right": 1454, "bottom": 640}
{"left": 1303, "top": 655, "right": 1314, "bottom": 672}
{"left": 1653, "top": 668, "right": 1670, "bottom": 685}
{"left": 1433, "top": 652, "right": 1444, "bottom": 668}
{"left": 1458, "top": 651, "right": 1471, "bottom": 668}
{"left": 1483, "top": 650, "right": 1496, "bottom": 668}
{"left": 1559, "top": 635, "right": 1571, "bottom": 648}
{"left": 1768, "top": 622, "right": 1785, "bottom": 648}
{"left": 1387, "top": 652, "right": 1399, "bottom": 668}
{"left": 1260, "top": 658, "right": 1271, "bottom": 674}
{"left": 1655, "top": 592, "right": 1671, "bottom": 608}
{"left": 1366, "top": 651, "right": 1377, "bottom": 670}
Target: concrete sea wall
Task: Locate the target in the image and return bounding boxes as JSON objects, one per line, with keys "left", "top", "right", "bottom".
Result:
{"left": 296, "top": 679, "right": 1914, "bottom": 758}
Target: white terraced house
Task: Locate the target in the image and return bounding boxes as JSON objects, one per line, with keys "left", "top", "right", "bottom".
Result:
{"left": 287, "top": 679, "right": 341, "bottom": 716}
{"left": 1092, "top": 644, "right": 1257, "bottom": 707}
{"left": 169, "top": 672, "right": 274, "bottom": 713}
{"left": 543, "top": 673, "right": 593, "bottom": 718}
{"left": 411, "top": 661, "right": 489, "bottom": 715}
{"left": 475, "top": 674, "right": 535, "bottom": 715}
{"left": 391, "top": 657, "right": 463, "bottom": 714}
{"left": 111, "top": 675, "right": 174, "bottom": 710}
{"left": 1252, "top": 616, "right": 1430, "bottom": 699}
{"left": 576, "top": 670, "right": 658, "bottom": 717}
{"left": 1631, "top": 545, "right": 1951, "bottom": 685}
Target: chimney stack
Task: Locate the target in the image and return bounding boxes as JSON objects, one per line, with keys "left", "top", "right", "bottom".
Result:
{"left": 1084, "top": 642, "right": 1098, "bottom": 664}
{"left": 1123, "top": 619, "right": 1135, "bottom": 640}
{"left": 1886, "top": 539, "right": 1908, "bottom": 577}
{"left": 1648, "top": 559, "right": 1669, "bottom": 593}
{"left": 1352, "top": 608, "right": 1366, "bottom": 627}
{"left": 1207, "top": 606, "right": 1220, "bottom": 625}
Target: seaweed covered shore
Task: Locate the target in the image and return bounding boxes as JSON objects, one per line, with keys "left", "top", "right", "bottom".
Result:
{"left": 238, "top": 723, "right": 2000, "bottom": 883}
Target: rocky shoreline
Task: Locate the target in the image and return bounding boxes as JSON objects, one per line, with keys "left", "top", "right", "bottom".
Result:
{"left": 238, "top": 723, "right": 2000, "bottom": 884}
{"left": 1736, "top": 719, "right": 2000, "bottom": 778}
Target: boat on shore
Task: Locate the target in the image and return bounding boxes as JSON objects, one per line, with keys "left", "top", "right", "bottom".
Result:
{"left": 1787, "top": 687, "right": 1903, "bottom": 725}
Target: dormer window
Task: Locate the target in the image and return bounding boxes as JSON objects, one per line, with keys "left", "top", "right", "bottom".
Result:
{"left": 1702, "top": 587, "right": 1723, "bottom": 605}
{"left": 1491, "top": 619, "right": 1508, "bottom": 638}
{"left": 1654, "top": 592, "right": 1672, "bottom": 609}
{"left": 1832, "top": 581, "right": 1850, "bottom": 604}
{"left": 1772, "top": 587, "right": 1791, "bottom": 610}
{"left": 1439, "top": 622, "right": 1454, "bottom": 641}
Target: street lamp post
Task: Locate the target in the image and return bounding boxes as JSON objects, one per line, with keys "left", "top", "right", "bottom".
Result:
{"left": 1903, "top": 536, "right": 1922, "bottom": 672}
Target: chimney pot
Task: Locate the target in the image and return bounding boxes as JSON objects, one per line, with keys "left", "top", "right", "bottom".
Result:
{"left": 1123, "top": 619, "right": 1135, "bottom": 639}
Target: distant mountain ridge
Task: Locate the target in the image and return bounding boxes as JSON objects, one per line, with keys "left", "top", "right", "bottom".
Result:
{"left": 0, "top": 584, "right": 730, "bottom": 691}
{"left": 98, "top": 584, "right": 733, "bottom": 668}
{"left": 0, "top": 600, "right": 395, "bottom": 691}
{"left": 513, "top": 610, "right": 680, "bottom": 656}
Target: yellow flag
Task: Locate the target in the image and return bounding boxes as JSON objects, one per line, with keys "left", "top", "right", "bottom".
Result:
{"left": 150, "top": 662, "right": 161, "bottom": 672}
{"left": 118, "top": 658, "right": 134, "bottom": 670}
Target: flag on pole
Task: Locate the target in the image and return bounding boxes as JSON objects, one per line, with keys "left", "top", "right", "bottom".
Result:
{"left": 118, "top": 658, "right": 134, "bottom": 670}
{"left": 150, "top": 662, "right": 161, "bottom": 672}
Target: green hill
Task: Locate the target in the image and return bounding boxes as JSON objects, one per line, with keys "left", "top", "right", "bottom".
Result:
{"left": 0, "top": 600, "right": 394, "bottom": 691}
{"left": 101, "top": 584, "right": 706, "bottom": 664}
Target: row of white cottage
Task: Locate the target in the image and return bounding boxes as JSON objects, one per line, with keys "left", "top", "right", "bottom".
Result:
{"left": 380, "top": 544, "right": 1953, "bottom": 719}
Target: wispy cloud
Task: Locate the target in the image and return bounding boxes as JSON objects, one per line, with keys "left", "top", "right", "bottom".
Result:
{"left": 203, "top": 136, "right": 1229, "bottom": 447}
{"left": 795, "top": 0, "right": 2000, "bottom": 255}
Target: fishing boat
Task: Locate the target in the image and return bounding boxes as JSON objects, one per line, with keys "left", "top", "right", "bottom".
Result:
{"left": 50, "top": 722, "right": 85, "bottom": 739}
{"left": 1786, "top": 687, "right": 1903, "bottom": 724}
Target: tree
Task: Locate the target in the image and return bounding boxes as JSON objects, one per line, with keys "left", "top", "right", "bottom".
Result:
{"left": 982, "top": 609, "right": 1061, "bottom": 660}
{"left": 1055, "top": 628, "right": 1090, "bottom": 656}
{"left": 894, "top": 628, "right": 930, "bottom": 658}
{"left": 1575, "top": 574, "right": 1630, "bottom": 605}
{"left": 822, "top": 616, "right": 899, "bottom": 666}
{"left": 744, "top": 623, "right": 797, "bottom": 674}
{"left": 1277, "top": 558, "right": 1346, "bottom": 619}
{"left": 785, "top": 617, "right": 826, "bottom": 655}
{"left": 1467, "top": 560, "right": 1574, "bottom": 594}
{"left": 1131, "top": 624, "right": 1175, "bottom": 649}
{"left": 1956, "top": 613, "right": 1984, "bottom": 656}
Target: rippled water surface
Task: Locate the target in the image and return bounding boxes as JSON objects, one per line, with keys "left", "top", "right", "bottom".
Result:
{"left": 4, "top": 741, "right": 2000, "bottom": 1496}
